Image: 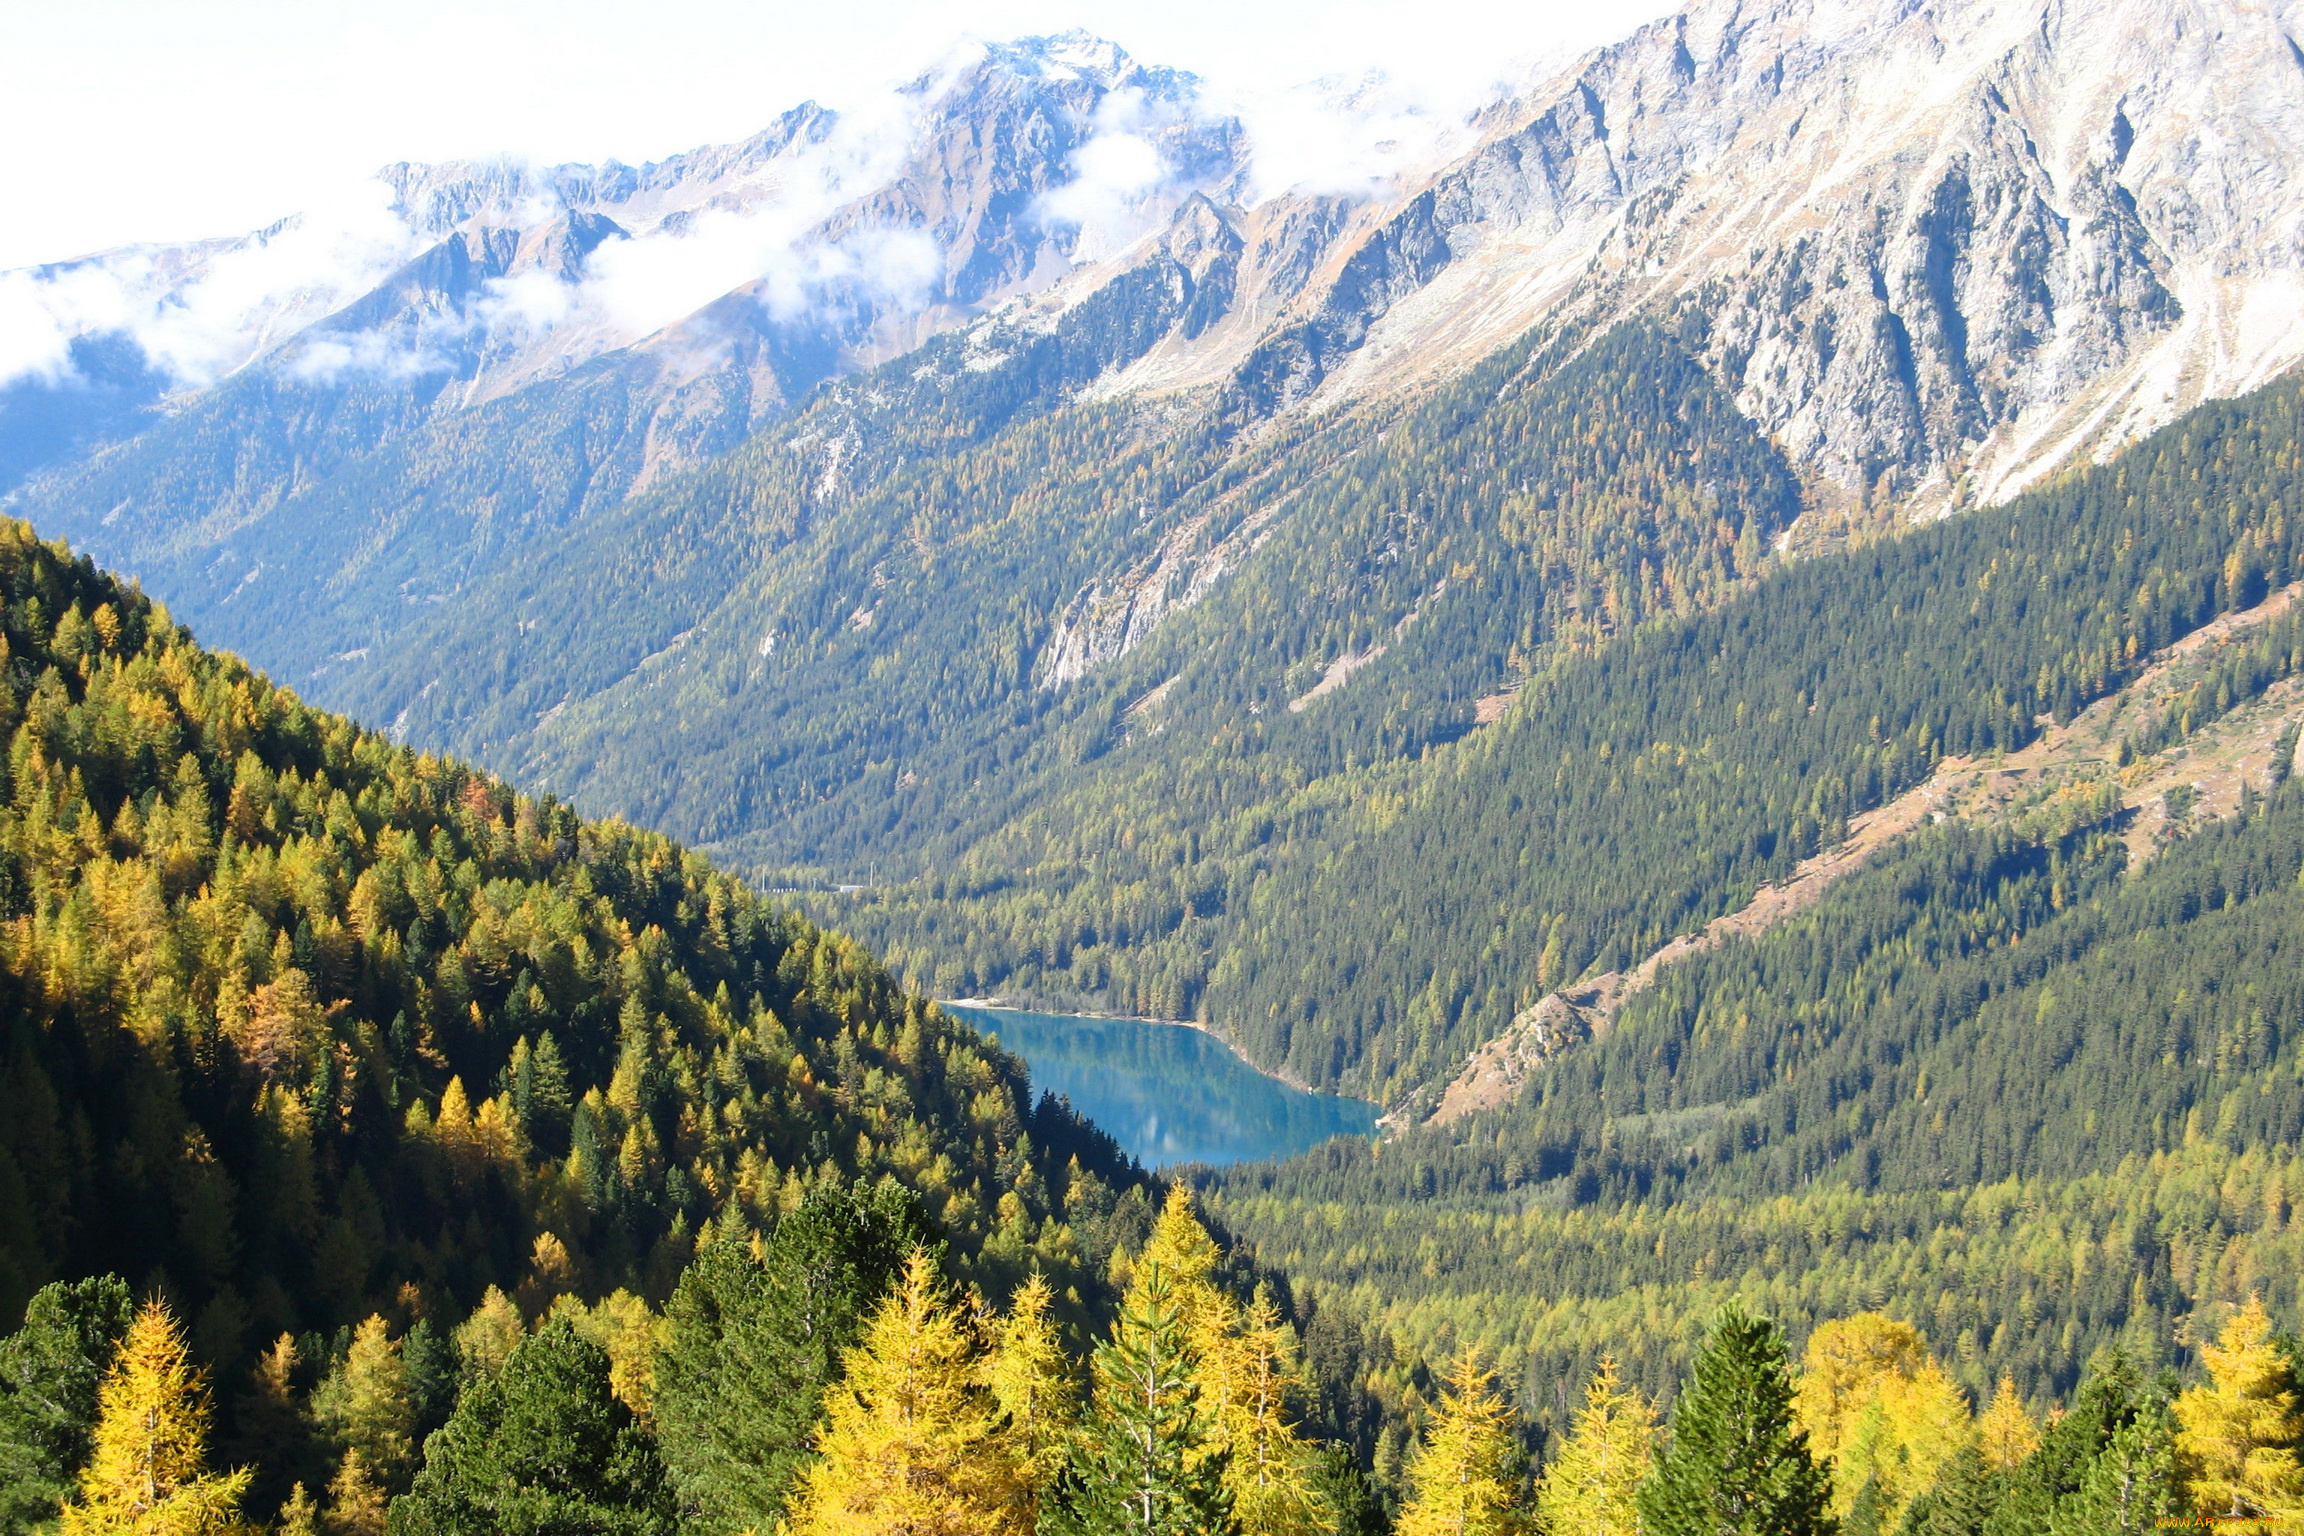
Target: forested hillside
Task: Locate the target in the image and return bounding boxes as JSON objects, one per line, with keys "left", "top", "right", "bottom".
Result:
{"left": 15, "top": 0, "right": 2304, "bottom": 1138}
{"left": 0, "top": 516, "right": 1180, "bottom": 1514}
{"left": 815, "top": 367, "right": 2304, "bottom": 1100}
{"left": 141, "top": 301, "right": 1805, "bottom": 1096}
{"left": 674, "top": 316, "right": 1799, "bottom": 1037}
{"left": 1201, "top": 766, "right": 2304, "bottom": 1444}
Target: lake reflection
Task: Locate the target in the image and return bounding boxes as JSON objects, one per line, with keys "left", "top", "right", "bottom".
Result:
{"left": 944, "top": 1005, "right": 1380, "bottom": 1169}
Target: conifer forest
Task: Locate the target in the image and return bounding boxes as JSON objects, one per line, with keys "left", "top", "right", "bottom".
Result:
{"left": 8, "top": 0, "right": 2304, "bottom": 1526}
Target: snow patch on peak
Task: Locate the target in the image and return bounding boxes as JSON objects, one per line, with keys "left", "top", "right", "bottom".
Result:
{"left": 988, "top": 30, "right": 1145, "bottom": 89}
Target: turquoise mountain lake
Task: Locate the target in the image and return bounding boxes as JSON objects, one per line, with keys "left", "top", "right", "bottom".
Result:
{"left": 943, "top": 1005, "right": 1380, "bottom": 1169}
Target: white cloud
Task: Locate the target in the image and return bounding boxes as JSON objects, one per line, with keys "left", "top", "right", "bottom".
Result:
{"left": 0, "top": 80, "right": 946, "bottom": 391}
{"left": 0, "top": 260, "right": 143, "bottom": 386}
{"left": 0, "top": 3, "right": 1668, "bottom": 395}
{"left": 451, "top": 84, "right": 949, "bottom": 352}
{"left": 0, "top": 0, "right": 1671, "bottom": 271}
{"left": 582, "top": 201, "right": 815, "bottom": 337}
{"left": 1222, "top": 69, "right": 1495, "bottom": 205}
{"left": 136, "top": 180, "right": 422, "bottom": 384}
{"left": 0, "top": 177, "right": 422, "bottom": 391}
{"left": 286, "top": 327, "right": 454, "bottom": 385}
{"left": 1037, "top": 89, "right": 1176, "bottom": 263}
{"left": 473, "top": 266, "right": 579, "bottom": 334}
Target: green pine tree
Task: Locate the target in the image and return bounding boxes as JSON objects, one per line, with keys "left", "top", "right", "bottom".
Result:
{"left": 400, "top": 1320, "right": 457, "bottom": 1442}
{"left": 387, "top": 1318, "right": 674, "bottom": 1536}
{"left": 0, "top": 1274, "right": 134, "bottom": 1529}
{"left": 1845, "top": 1476, "right": 1887, "bottom": 1536}
{"left": 1041, "top": 1263, "right": 1233, "bottom": 1536}
{"left": 652, "top": 1182, "right": 920, "bottom": 1533}
{"left": 2047, "top": 1399, "right": 2180, "bottom": 1536}
{"left": 1896, "top": 1442, "right": 2002, "bottom": 1536}
{"left": 1638, "top": 1307, "right": 1835, "bottom": 1536}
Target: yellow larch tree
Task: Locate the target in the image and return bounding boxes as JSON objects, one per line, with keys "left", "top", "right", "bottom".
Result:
{"left": 985, "top": 1272, "right": 1076, "bottom": 1520}
{"left": 2175, "top": 1295, "right": 2304, "bottom": 1519}
{"left": 1533, "top": 1358, "right": 1653, "bottom": 1536}
{"left": 1140, "top": 1186, "right": 1230, "bottom": 1340}
{"left": 1215, "top": 1290, "right": 1333, "bottom": 1536}
{"left": 1794, "top": 1312, "right": 1970, "bottom": 1526}
{"left": 309, "top": 1314, "right": 413, "bottom": 1493}
{"left": 551, "top": 1289, "right": 665, "bottom": 1423}
{"left": 319, "top": 1449, "right": 388, "bottom": 1536}
{"left": 274, "top": 1484, "right": 319, "bottom": 1536}
{"left": 451, "top": 1285, "right": 526, "bottom": 1379}
{"left": 57, "top": 1298, "right": 253, "bottom": 1536}
{"left": 787, "top": 1247, "right": 1023, "bottom": 1536}
{"left": 1975, "top": 1377, "right": 2039, "bottom": 1470}
{"left": 1136, "top": 1185, "right": 1332, "bottom": 1534}
{"left": 1397, "top": 1350, "right": 1526, "bottom": 1536}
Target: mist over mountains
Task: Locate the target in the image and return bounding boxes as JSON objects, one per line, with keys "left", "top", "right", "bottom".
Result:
{"left": 7, "top": 0, "right": 2304, "bottom": 1523}
{"left": 4, "top": 0, "right": 2303, "bottom": 1100}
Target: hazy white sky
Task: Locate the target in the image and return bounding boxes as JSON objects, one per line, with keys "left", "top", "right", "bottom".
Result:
{"left": 0, "top": 0, "right": 1669, "bottom": 270}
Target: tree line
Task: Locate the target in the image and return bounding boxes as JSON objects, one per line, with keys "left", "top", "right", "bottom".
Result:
{"left": 15, "top": 1188, "right": 2304, "bottom": 1534}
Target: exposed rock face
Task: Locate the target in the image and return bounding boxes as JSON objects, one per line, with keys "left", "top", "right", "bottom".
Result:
{"left": 1424, "top": 991, "right": 1606, "bottom": 1125}
{"left": 374, "top": 104, "right": 841, "bottom": 240}
{"left": 8, "top": 0, "right": 2304, "bottom": 770}
{"left": 1132, "top": 0, "right": 2304, "bottom": 511}
{"left": 340, "top": 33, "right": 1250, "bottom": 421}
{"left": 2, "top": 33, "right": 1254, "bottom": 681}
{"left": 21, "top": 0, "right": 2295, "bottom": 523}
{"left": 1035, "top": 501, "right": 1274, "bottom": 689}
{"left": 2, "top": 33, "right": 1251, "bottom": 497}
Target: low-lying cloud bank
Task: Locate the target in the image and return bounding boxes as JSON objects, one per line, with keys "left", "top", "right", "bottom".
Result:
{"left": 0, "top": 28, "right": 1555, "bottom": 396}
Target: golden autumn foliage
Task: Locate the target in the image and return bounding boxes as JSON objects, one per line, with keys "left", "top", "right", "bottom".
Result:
{"left": 0, "top": 518, "right": 1145, "bottom": 1434}
{"left": 1396, "top": 1351, "right": 1524, "bottom": 1536}
{"left": 1211, "top": 1292, "right": 1333, "bottom": 1536}
{"left": 787, "top": 1249, "right": 1022, "bottom": 1536}
{"left": 1533, "top": 1358, "right": 1652, "bottom": 1536}
{"left": 984, "top": 1273, "right": 1076, "bottom": 1511}
{"left": 308, "top": 1315, "right": 413, "bottom": 1494}
{"left": 450, "top": 1286, "right": 525, "bottom": 1380}
{"left": 274, "top": 1484, "right": 319, "bottom": 1536}
{"left": 57, "top": 1299, "right": 252, "bottom": 1536}
{"left": 552, "top": 1288, "right": 666, "bottom": 1423}
{"left": 1140, "top": 1187, "right": 1227, "bottom": 1337}
{"left": 319, "top": 1450, "right": 388, "bottom": 1536}
{"left": 1975, "top": 1376, "right": 2039, "bottom": 1470}
{"left": 1134, "top": 1188, "right": 1332, "bottom": 1536}
{"left": 2175, "top": 1296, "right": 2304, "bottom": 1519}
{"left": 1793, "top": 1312, "right": 1970, "bottom": 1526}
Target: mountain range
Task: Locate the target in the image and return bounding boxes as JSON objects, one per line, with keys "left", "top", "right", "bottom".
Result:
{"left": 4, "top": 0, "right": 2304, "bottom": 1519}
{"left": 6, "top": 0, "right": 2304, "bottom": 1108}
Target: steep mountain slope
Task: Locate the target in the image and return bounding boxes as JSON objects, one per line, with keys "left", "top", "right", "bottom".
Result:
{"left": 1238, "top": 0, "right": 2304, "bottom": 510}
{"left": 821, "top": 367, "right": 2304, "bottom": 1098}
{"left": 0, "top": 516, "right": 1153, "bottom": 1394}
{"left": 8, "top": 35, "right": 1246, "bottom": 684}
{"left": 8, "top": 0, "right": 2304, "bottom": 1122}
{"left": 1202, "top": 776, "right": 2304, "bottom": 1430}
{"left": 22, "top": 0, "right": 2303, "bottom": 701}
{"left": 1190, "top": 394, "right": 2304, "bottom": 1409}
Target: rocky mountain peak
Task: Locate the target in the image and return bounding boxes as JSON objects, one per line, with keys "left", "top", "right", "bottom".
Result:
{"left": 1086, "top": 0, "right": 2304, "bottom": 517}
{"left": 976, "top": 30, "right": 1151, "bottom": 90}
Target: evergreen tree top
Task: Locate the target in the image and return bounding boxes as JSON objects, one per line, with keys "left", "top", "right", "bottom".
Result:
{"left": 1639, "top": 1307, "right": 1835, "bottom": 1536}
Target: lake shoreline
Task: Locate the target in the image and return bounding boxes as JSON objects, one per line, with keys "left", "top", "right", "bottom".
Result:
{"left": 939, "top": 997, "right": 1332, "bottom": 1098}
{"left": 939, "top": 1000, "right": 1378, "bottom": 1169}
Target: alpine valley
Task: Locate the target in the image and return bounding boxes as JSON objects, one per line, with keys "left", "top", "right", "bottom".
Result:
{"left": 5, "top": 0, "right": 2304, "bottom": 1529}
